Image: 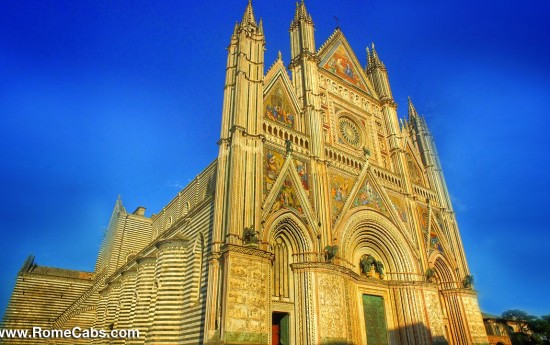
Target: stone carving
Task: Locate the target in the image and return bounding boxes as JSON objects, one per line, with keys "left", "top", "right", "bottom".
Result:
{"left": 424, "top": 290, "right": 446, "bottom": 345}
{"left": 462, "top": 275, "right": 474, "bottom": 289}
{"left": 318, "top": 273, "right": 346, "bottom": 339}
{"left": 425, "top": 268, "right": 436, "bottom": 282}
{"left": 324, "top": 245, "right": 338, "bottom": 262}
{"left": 226, "top": 257, "right": 268, "bottom": 342}
{"left": 462, "top": 295, "right": 488, "bottom": 344}
{"left": 360, "top": 254, "right": 384, "bottom": 279}
{"left": 285, "top": 139, "right": 292, "bottom": 155}
{"left": 243, "top": 226, "right": 259, "bottom": 245}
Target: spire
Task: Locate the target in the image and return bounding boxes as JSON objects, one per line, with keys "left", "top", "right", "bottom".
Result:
{"left": 366, "top": 47, "right": 371, "bottom": 66}
{"left": 293, "top": 0, "right": 313, "bottom": 24}
{"left": 241, "top": 0, "right": 257, "bottom": 28}
{"left": 408, "top": 97, "right": 419, "bottom": 119}
{"left": 257, "top": 18, "right": 263, "bottom": 34}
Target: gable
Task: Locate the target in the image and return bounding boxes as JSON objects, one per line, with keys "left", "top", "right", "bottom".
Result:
{"left": 322, "top": 43, "right": 366, "bottom": 89}
{"left": 317, "top": 30, "right": 375, "bottom": 96}
{"left": 263, "top": 61, "right": 300, "bottom": 130}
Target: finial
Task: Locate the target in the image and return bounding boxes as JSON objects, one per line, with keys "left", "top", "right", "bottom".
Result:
{"left": 278, "top": 50, "right": 282, "bottom": 61}
{"left": 258, "top": 18, "right": 264, "bottom": 34}
{"left": 241, "top": 0, "right": 257, "bottom": 27}
{"left": 408, "top": 96, "right": 418, "bottom": 118}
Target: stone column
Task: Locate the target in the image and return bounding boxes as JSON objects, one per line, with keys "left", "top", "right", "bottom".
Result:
{"left": 146, "top": 237, "right": 188, "bottom": 344}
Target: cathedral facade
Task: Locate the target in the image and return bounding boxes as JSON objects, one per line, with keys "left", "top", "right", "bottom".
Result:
{"left": 2, "top": 2, "right": 489, "bottom": 345}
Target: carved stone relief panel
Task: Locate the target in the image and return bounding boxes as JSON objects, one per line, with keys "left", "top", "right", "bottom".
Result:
{"left": 225, "top": 256, "right": 269, "bottom": 343}
{"left": 462, "top": 295, "right": 488, "bottom": 345}
{"left": 424, "top": 289, "right": 447, "bottom": 345}
{"left": 317, "top": 273, "right": 347, "bottom": 342}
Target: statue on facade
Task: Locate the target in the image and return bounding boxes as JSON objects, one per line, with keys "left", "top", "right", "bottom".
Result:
{"left": 375, "top": 260, "right": 385, "bottom": 279}
{"left": 285, "top": 139, "right": 292, "bottom": 155}
{"left": 425, "top": 267, "right": 436, "bottom": 282}
{"left": 360, "top": 254, "right": 375, "bottom": 275}
{"left": 243, "top": 226, "right": 259, "bottom": 245}
{"left": 360, "top": 254, "right": 384, "bottom": 278}
{"left": 324, "top": 245, "right": 338, "bottom": 262}
{"left": 462, "top": 275, "right": 474, "bottom": 289}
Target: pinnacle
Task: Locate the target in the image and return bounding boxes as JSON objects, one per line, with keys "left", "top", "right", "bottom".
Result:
{"left": 241, "top": 0, "right": 257, "bottom": 28}
{"left": 293, "top": 0, "right": 312, "bottom": 23}
{"left": 408, "top": 97, "right": 419, "bottom": 119}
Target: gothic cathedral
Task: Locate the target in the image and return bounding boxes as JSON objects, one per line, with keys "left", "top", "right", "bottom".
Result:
{"left": 3, "top": 2, "right": 489, "bottom": 344}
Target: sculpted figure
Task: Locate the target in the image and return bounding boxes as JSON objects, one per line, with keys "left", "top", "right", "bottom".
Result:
{"left": 285, "top": 139, "right": 292, "bottom": 155}
{"left": 243, "top": 226, "right": 258, "bottom": 244}
{"left": 360, "top": 254, "right": 375, "bottom": 275}
{"left": 324, "top": 245, "right": 338, "bottom": 262}
{"left": 462, "top": 275, "right": 474, "bottom": 289}
{"left": 425, "top": 268, "right": 436, "bottom": 282}
{"left": 375, "top": 260, "right": 385, "bottom": 279}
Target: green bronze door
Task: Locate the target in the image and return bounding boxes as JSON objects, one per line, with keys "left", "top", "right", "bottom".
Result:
{"left": 362, "top": 294, "right": 389, "bottom": 345}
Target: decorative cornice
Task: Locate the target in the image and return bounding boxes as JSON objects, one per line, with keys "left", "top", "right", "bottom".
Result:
{"left": 220, "top": 244, "right": 274, "bottom": 261}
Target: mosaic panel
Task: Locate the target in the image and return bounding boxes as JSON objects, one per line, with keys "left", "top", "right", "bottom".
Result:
{"left": 264, "top": 81, "right": 296, "bottom": 128}
{"left": 407, "top": 153, "right": 423, "bottom": 185}
{"left": 265, "top": 148, "right": 310, "bottom": 200}
{"left": 265, "top": 148, "right": 285, "bottom": 195}
{"left": 353, "top": 179, "right": 389, "bottom": 217}
{"left": 388, "top": 193, "right": 408, "bottom": 223}
{"left": 270, "top": 177, "right": 304, "bottom": 215}
{"left": 416, "top": 204, "right": 429, "bottom": 235}
{"left": 323, "top": 44, "right": 365, "bottom": 88}
{"left": 329, "top": 172, "right": 355, "bottom": 224}
{"left": 430, "top": 231, "right": 444, "bottom": 253}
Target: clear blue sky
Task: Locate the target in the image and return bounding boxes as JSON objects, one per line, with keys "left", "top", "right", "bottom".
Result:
{"left": 1, "top": 0, "right": 549, "bottom": 318}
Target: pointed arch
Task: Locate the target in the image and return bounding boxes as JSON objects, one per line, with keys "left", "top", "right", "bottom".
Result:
{"left": 339, "top": 209, "right": 419, "bottom": 280}
{"left": 263, "top": 213, "right": 315, "bottom": 301}
{"left": 428, "top": 251, "right": 459, "bottom": 288}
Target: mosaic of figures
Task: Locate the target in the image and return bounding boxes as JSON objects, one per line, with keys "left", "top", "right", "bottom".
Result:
{"left": 226, "top": 258, "right": 268, "bottom": 338}
{"left": 323, "top": 44, "right": 365, "bottom": 89}
{"left": 329, "top": 172, "right": 355, "bottom": 224}
{"left": 270, "top": 178, "right": 304, "bottom": 215}
{"left": 407, "top": 153, "right": 424, "bottom": 186}
{"left": 264, "top": 82, "right": 296, "bottom": 128}
{"left": 353, "top": 179, "right": 389, "bottom": 217}
{"left": 388, "top": 193, "right": 408, "bottom": 223}
{"left": 416, "top": 204, "right": 429, "bottom": 234}
{"left": 265, "top": 148, "right": 309, "bottom": 194}
{"left": 430, "top": 232, "right": 444, "bottom": 253}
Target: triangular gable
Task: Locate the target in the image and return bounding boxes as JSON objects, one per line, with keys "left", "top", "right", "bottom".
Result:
{"left": 427, "top": 210, "right": 453, "bottom": 256}
{"left": 262, "top": 154, "right": 317, "bottom": 226}
{"left": 328, "top": 169, "right": 357, "bottom": 225}
{"left": 331, "top": 164, "right": 404, "bottom": 231}
{"left": 264, "top": 147, "right": 312, "bottom": 204}
{"left": 263, "top": 59, "right": 301, "bottom": 129}
{"left": 317, "top": 30, "right": 375, "bottom": 96}
{"left": 405, "top": 142, "right": 427, "bottom": 187}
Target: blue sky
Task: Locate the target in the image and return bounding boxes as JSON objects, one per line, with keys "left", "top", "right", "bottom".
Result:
{"left": 1, "top": 0, "right": 549, "bottom": 318}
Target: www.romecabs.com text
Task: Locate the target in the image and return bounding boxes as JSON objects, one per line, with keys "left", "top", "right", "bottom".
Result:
{"left": 0, "top": 327, "right": 140, "bottom": 339}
